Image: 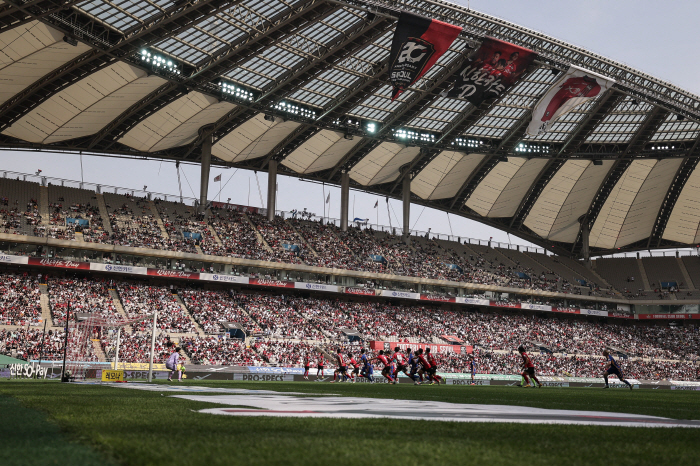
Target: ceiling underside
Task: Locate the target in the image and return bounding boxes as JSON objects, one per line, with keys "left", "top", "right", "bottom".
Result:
{"left": 1, "top": 0, "right": 700, "bottom": 257}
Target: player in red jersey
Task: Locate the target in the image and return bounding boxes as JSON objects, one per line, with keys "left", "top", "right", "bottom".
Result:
{"left": 316, "top": 355, "right": 325, "bottom": 380}
{"left": 347, "top": 352, "right": 359, "bottom": 383}
{"left": 425, "top": 348, "right": 443, "bottom": 385}
{"left": 416, "top": 348, "right": 434, "bottom": 384}
{"left": 303, "top": 355, "right": 310, "bottom": 380}
{"left": 372, "top": 350, "right": 395, "bottom": 383}
{"left": 392, "top": 347, "right": 410, "bottom": 381}
{"left": 331, "top": 348, "right": 348, "bottom": 383}
{"left": 518, "top": 345, "right": 542, "bottom": 388}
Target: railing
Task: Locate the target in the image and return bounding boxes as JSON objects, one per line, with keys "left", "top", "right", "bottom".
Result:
{"left": 596, "top": 249, "right": 700, "bottom": 259}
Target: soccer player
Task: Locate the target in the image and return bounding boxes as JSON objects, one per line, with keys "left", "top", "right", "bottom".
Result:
{"left": 416, "top": 348, "right": 434, "bottom": 384}
{"left": 392, "top": 347, "right": 410, "bottom": 382}
{"left": 347, "top": 353, "right": 360, "bottom": 383}
{"left": 316, "top": 354, "right": 325, "bottom": 380}
{"left": 331, "top": 349, "right": 348, "bottom": 383}
{"left": 518, "top": 346, "right": 542, "bottom": 388}
{"left": 425, "top": 348, "right": 443, "bottom": 385}
{"left": 407, "top": 348, "right": 421, "bottom": 385}
{"left": 602, "top": 350, "right": 633, "bottom": 390}
{"left": 467, "top": 355, "right": 477, "bottom": 385}
{"left": 359, "top": 348, "right": 374, "bottom": 383}
{"left": 166, "top": 346, "right": 182, "bottom": 382}
{"left": 373, "top": 350, "right": 395, "bottom": 384}
{"left": 303, "top": 355, "right": 310, "bottom": 380}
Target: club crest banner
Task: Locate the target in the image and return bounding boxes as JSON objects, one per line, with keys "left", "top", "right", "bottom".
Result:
{"left": 444, "top": 37, "right": 535, "bottom": 105}
{"left": 389, "top": 11, "right": 462, "bottom": 100}
{"left": 527, "top": 65, "right": 614, "bottom": 136}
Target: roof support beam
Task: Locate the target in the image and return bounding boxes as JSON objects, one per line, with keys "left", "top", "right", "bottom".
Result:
{"left": 176, "top": 12, "right": 391, "bottom": 159}
{"left": 0, "top": 0, "right": 235, "bottom": 132}
{"left": 0, "top": 0, "right": 85, "bottom": 33}
{"left": 90, "top": 0, "right": 330, "bottom": 151}
{"left": 327, "top": 48, "right": 470, "bottom": 181}
{"left": 571, "top": 105, "right": 670, "bottom": 255}
{"left": 508, "top": 90, "right": 623, "bottom": 230}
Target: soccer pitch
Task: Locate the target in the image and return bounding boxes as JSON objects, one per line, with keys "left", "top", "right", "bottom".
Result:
{"left": 1, "top": 380, "right": 699, "bottom": 466}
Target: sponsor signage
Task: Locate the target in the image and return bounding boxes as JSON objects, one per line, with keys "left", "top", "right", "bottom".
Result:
{"left": 419, "top": 294, "right": 455, "bottom": 302}
{"left": 199, "top": 273, "right": 249, "bottom": 284}
{"left": 249, "top": 278, "right": 294, "bottom": 288}
{"left": 457, "top": 297, "right": 490, "bottom": 306}
{"left": 294, "top": 282, "right": 339, "bottom": 293}
{"left": 609, "top": 312, "right": 633, "bottom": 319}
{"left": 233, "top": 373, "right": 295, "bottom": 382}
{"left": 447, "top": 378, "right": 490, "bottom": 386}
{"left": 553, "top": 307, "right": 579, "bottom": 314}
{"left": 380, "top": 290, "right": 420, "bottom": 300}
{"left": 637, "top": 314, "right": 700, "bottom": 320}
{"left": 91, "top": 263, "right": 148, "bottom": 275}
{"left": 369, "top": 341, "right": 472, "bottom": 355}
{"left": 8, "top": 362, "right": 48, "bottom": 379}
{"left": 388, "top": 11, "right": 462, "bottom": 100}
{"left": 580, "top": 308, "right": 608, "bottom": 317}
{"left": 490, "top": 301, "right": 520, "bottom": 308}
{"left": 0, "top": 254, "right": 28, "bottom": 265}
{"left": 27, "top": 257, "right": 90, "bottom": 270}
{"left": 345, "top": 287, "right": 376, "bottom": 296}
{"left": 520, "top": 303, "right": 553, "bottom": 312}
{"left": 101, "top": 370, "right": 125, "bottom": 382}
{"left": 146, "top": 268, "right": 200, "bottom": 280}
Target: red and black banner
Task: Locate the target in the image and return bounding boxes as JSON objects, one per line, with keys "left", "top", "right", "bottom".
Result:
{"left": 444, "top": 37, "right": 535, "bottom": 105}
{"left": 389, "top": 11, "right": 462, "bottom": 100}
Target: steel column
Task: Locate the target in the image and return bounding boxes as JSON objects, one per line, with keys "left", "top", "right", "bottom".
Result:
{"left": 267, "top": 160, "right": 277, "bottom": 221}
{"left": 199, "top": 136, "right": 212, "bottom": 214}
{"left": 340, "top": 172, "right": 349, "bottom": 232}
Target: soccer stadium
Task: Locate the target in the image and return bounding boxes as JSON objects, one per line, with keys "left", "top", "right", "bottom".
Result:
{"left": 1, "top": 0, "right": 699, "bottom": 464}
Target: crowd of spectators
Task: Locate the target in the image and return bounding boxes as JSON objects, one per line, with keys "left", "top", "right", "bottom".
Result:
{"left": 47, "top": 277, "right": 118, "bottom": 326}
{"left": 117, "top": 283, "right": 196, "bottom": 333}
{"left": 0, "top": 273, "right": 42, "bottom": 326}
{"left": 100, "top": 331, "right": 171, "bottom": 364}
{"left": 180, "top": 335, "right": 265, "bottom": 366}
{"left": 0, "top": 328, "right": 67, "bottom": 360}
{"left": 180, "top": 289, "right": 259, "bottom": 334}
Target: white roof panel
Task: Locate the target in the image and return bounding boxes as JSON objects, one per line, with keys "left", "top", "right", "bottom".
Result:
{"left": 525, "top": 159, "right": 614, "bottom": 242}
{"left": 466, "top": 157, "right": 526, "bottom": 217}
{"left": 663, "top": 164, "right": 700, "bottom": 244}
{"left": 213, "top": 113, "right": 300, "bottom": 163}
{"left": 120, "top": 92, "right": 233, "bottom": 152}
{"left": 349, "top": 142, "right": 419, "bottom": 186}
{"left": 282, "top": 130, "right": 362, "bottom": 174}
{"left": 3, "top": 62, "right": 165, "bottom": 143}
{"left": 488, "top": 158, "right": 549, "bottom": 218}
{"left": 412, "top": 151, "right": 483, "bottom": 200}
{"left": 0, "top": 22, "right": 90, "bottom": 106}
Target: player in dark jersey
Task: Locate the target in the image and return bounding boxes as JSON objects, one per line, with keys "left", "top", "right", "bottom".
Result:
{"left": 602, "top": 350, "right": 633, "bottom": 390}
{"left": 316, "top": 355, "right": 325, "bottom": 380}
{"left": 373, "top": 350, "right": 396, "bottom": 384}
{"left": 331, "top": 348, "right": 348, "bottom": 383}
{"left": 405, "top": 348, "right": 421, "bottom": 384}
{"left": 303, "top": 355, "right": 310, "bottom": 380}
{"left": 359, "top": 348, "right": 374, "bottom": 383}
{"left": 468, "top": 355, "right": 477, "bottom": 385}
{"left": 347, "top": 353, "right": 359, "bottom": 383}
{"left": 518, "top": 346, "right": 542, "bottom": 388}
{"left": 425, "top": 348, "right": 443, "bottom": 385}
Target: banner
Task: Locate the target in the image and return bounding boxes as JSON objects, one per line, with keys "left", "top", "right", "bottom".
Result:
{"left": 553, "top": 307, "right": 579, "bottom": 314}
{"left": 0, "top": 254, "right": 28, "bottom": 265}
{"left": 27, "top": 257, "right": 90, "bottom": 270}
{"left": 389, "top": 11, "right": 462, "bottom": 100}
{"left": 637, "top": 314, "right": 700, "bottom": 320}
{"left": 90, "top": 263, "right": 148, "bottom": 275}
{"left": 146, "top": 268, "right": 199, "bottom": 280}
{"left": 370, "top": 340, "right": 472, "bottom": 355}
{"left": 580, "top": 308, "right": 608, "bottom": 317}
{"left": 444, "top": 37, "right": 535, "bottom": 105}
{"left": 345, "top": 287, "right": 376, "bottom": 296}
{"left": 199, "top": 273, "right": 249, "bottom": 284}
{"left": 380, "top": 290, "right": 420, "bottom": 300}
{"left": 520, "top": 303, "right": 553, "bottom": 312}
{"left": 249, "top": 278, "right": 294, "bottom": 288}
{"left": 527, "top": 65, "right": 614, "bottom": 137}
{"left": 456, "top": 297, "right": 490, "bottom": 306}
{"left": 419, "top": 294, "right": 456, "bottom": 302}
{"left": 490, "top": 300, "right": 520, "bottom": 309}
{"left": 294, "top": 282, "right": 339, "bottom": 293}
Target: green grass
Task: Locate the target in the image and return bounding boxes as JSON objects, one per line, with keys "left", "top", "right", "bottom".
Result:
{"left": 1, "top": 379, "right": 699, "bottom": 466}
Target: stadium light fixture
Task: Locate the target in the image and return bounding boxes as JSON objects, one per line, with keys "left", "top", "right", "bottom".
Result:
{"left": 273, "top": 101, "right": 317, "bottom": 120}
{"left": 219, "top": 80, "right": 255, "bottom": 103}
{"left": 140, "top": 49, "right": 181, "bottom": 76}
{"left": 63, "top": 35, "right": 78, "bottom": 46}
{"left": 676, "top": 114, "right": 685, "bottom": 121}
{"left": 593, "top": 160, "right": 603, "bottom": 165}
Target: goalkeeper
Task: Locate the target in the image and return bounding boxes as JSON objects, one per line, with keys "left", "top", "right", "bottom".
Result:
{"left": 166, "top": 347, "right": 183, "bottom": 382}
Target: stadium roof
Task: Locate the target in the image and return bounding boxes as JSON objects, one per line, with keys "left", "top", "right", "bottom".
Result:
{"left": 1, "top": 0, "right": 700, "bottom": 257}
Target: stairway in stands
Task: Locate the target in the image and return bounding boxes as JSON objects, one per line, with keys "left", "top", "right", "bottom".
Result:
{"left": 242, "top": 212, "right": 273, "bottom": 253}
{"left": 173, "top": 294, "right": 206, "bottom": 337}
{"left": 108, "top": 289, "right": 132, "bottom": 333}
{"left": 92, "top": 339, "right": 107, "bottom": 362}
{"left": 38, "top": 284, "right": 54, "bottom": 327}
{"left": 95, "top": 193, "right": 113, "bottom": 234}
